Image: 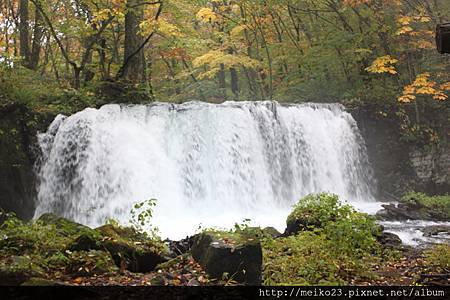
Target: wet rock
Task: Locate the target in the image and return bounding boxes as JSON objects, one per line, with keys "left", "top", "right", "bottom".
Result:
{"left": 167, "top": 236, "right": 193, "bottom": 257}
{"left": 375, "top": 203, "right": 433, "bottom": 221}
{"left": 422, "top": 225, "right": 450, "bottom": 237}
{"left": 96, "top": 224, "right": 167, "bottom": 273}
{"left": 377, "top": 231, "right": 403, "bottom": 248}
{"left": 191, "top": 232, "right": 262, "bottom": 285}
{"left": 0, "top": 256, "right": 45, "bottom": 285}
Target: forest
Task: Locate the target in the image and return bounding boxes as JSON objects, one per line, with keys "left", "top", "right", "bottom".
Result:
{"left": 0, "top": 0, "right": 449, "bottom": 293}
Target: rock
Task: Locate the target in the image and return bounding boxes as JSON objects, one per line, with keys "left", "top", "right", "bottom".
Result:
{"left": 167, "top": 236, "right": 193, "bottom": 257}
{"left": 37, "top": 213, "right": 95, "bottom": 237}
{"left": 21, "top": 277, "right": 69, "bottom": 286}
{"left": 96, "top": 224, "right": 167, "bottom": 273}
{"left": 191, "top": 232, "right": 262, "bottom": 285}
{"left": 375, "top": 203, "right": 433, "bottom": 221}
{"left": 376, "top": 231, "right": 402, "bottom": 248}
{"left": 0, "top": 256, "right": 45, "bottom": 285}
{"left": 284, "top": 216, "right": 321, "bottom": 236}
{"left": 68, "top": 232, "right": 103, "bottom": 252}
{"left": 262, "top": 227, "right": 282, "bottom": 238}
{"left": 422, "top": 225, "right": 450, "bottom": 237}
{"left": 66, "top": 250, "right": 118, "bottom": 276}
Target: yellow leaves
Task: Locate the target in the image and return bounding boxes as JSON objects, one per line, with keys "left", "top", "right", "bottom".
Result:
{"left": 139, "top": 18, "right": 182, "bottom": 38}
{"left": 196, "top": 7, "right": 218, "bottom": 23}
{"left": 342, "top": 0, "right": 371, "bottom": 7}
{"left": 396, "top": 26, "right": 413, "bottom": 36}
{"left": 192, "top": 50, "right": 261, "bottom": 78}
{"left": 399, "top": 73, "right": 448, "bottom": 103}
{"left": 397, "top": 16, "right": 412, "bottom": 26}
{"left": 230, "top": 25, "right": 247, "bottom": 38}
{"left": 365, "top": 55, "right": 398, "bottom": 75}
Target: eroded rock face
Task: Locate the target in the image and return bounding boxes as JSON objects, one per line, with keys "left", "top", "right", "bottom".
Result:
{"left": 191, "top": 232, "right": 262, "bottom": 285}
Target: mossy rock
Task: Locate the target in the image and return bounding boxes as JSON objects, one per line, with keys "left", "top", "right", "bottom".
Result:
{"left": 37, "top": 213, "right": 96, "bottom": 237}
{"left": 68, "top": 231, "right": 103, "bottom": 252}
{"left": 0, "top": 256, "right": 45, "bottom": 285}
{"left": 66, "top": 250, "right": 118, "bottom": 276}
{"left": 285, "top": 193, "right": 342, "bottom": 235}
{"left": 95, "top": 224, "right": 167, "bottom": 273}
{"left": 191, "top": 231, "right": 262, "bottom": 285}
{"left": 262, "top": 227, "right": 282, "bottom": 238}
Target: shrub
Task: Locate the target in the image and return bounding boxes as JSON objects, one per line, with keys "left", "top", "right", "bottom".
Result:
{"left": 263, "top": 193, "right": 380, "bottom": 285}
{"left": 425, "top": 244, "right": 450, "bottom": 273}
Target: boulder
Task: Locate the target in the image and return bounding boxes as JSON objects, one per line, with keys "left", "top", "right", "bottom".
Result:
{"left": 68, "top": 232, "right": 103, "bottom": 252}
{"left": 375, "top": 203, "right": 430, "bottom": 221}
{"left": 422, "top": 225, "right": 450, "bottom": 237}
{"left": 262, "top": 227, "right": 282, "bottom": 239}
{"left": 376, "top": 231, "right": 403, "bottom": 248}
{"left": 0, "top": 256, "right": 45, "bottom": 285}
{"left": 191, "top": 232, "right": 262, "bottom": 285}
{"left": 96, "top": 224, "right": 167, "bottom": 273}
{"left": 37, "top": 213, "right": 96, "bottom": 237}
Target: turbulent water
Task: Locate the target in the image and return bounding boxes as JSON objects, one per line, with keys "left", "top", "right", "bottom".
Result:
{"left": 35, "top": 101, "right": 379, "bottom": 239}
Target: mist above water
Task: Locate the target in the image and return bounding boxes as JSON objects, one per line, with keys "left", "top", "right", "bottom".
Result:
{"left": 35, "top": 101, "right": 378, "bottom": 239}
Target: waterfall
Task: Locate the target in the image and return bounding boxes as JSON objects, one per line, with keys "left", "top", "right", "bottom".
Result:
{"left": 35, "top": 101, "right": 378, "bottom": 239}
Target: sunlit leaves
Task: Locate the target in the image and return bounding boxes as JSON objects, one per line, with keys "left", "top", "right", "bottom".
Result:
{"left": 140, "top": 18, "right": 183, "bottom": 38}
{"left": 192, "top": 50, "right": 260, "bottom": 79}
{"left": 365, "top": 55, "right": 398, "bottom": 75}
{"left": 196, "top": 7, "right": 217, "bottom": 24}
{"left": 399, "top": 73, "right": 448, "bottom": 103}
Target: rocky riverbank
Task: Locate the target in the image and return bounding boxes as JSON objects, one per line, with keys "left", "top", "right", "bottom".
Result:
{"left": 1, "top": 193, "right": 448, "bottom": 286}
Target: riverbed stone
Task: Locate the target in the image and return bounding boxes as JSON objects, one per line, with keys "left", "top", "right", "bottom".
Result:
{"left": 191, "top": 232, "right": 262, "bottom": 285}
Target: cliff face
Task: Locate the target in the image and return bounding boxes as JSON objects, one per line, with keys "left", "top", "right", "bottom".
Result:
{"left": 0, "top": 103, "right": 54, "bottom": 219}
{"left": 351, "top": 103, "right": 450, "bottom": 199}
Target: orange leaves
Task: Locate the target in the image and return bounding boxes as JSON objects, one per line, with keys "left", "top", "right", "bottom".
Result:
{"left": 365, "top": 55, "right": 398, "bottom": 75}
{"left": 399, "top": 73, "right": 448, "bottom": 103}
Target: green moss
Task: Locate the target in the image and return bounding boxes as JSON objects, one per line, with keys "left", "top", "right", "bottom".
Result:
{"left": 96, "top": 224, "right": 166, "bottom": 255}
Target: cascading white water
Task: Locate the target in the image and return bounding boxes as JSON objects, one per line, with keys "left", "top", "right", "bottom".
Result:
{"left": 35, "top": 101, "right": 379, "bottom": 239}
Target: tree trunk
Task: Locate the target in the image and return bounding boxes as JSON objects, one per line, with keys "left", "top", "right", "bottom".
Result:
{"left": 29, "top": 5, "right": 43, "bottom": 70}
{"left": 122, "top": 0, "right": 146, "bottom": 83}
{"left": 218, "top": 64, "right": 227, "bottom": 100}
{"left": 19, "top": 0, "right": 30, "bottom": 66}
